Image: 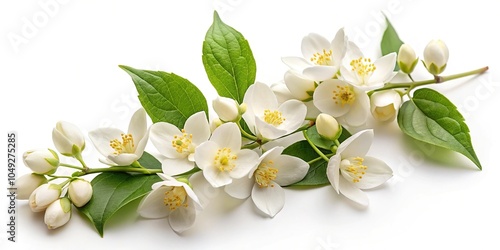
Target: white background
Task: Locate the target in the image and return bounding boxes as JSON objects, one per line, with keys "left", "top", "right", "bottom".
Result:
{"left": 1, "top": 0, "right": 499, "bottom": 249}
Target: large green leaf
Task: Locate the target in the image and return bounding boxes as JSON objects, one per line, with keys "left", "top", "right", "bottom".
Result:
{"left": 381, "top": 15, "right": 404, "bottom": 71}
{"left": 397, "top": 88, "right": 481, "bottom": 169}
{"left": 202, "top": 11, "right": 256, "bottom": 104}
{"left": 120, "top": 65, "right": 208, "bottom": 129}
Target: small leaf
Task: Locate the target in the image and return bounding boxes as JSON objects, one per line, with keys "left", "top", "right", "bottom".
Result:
{"left": 306, "top": 125, "right": 352, "bottom": 150}
{"left": 283, "top": 140, "right": 330, "bottom": 186}
{"left": 397, "top": 88, "right": 481, "bottom": 169}
{"left": 78, "top": 172, "right": 161, "bottom": 237}
{"left": 119, "top": 65, "right": 208, "bottom": 129}
{"left": 137, "top": 151, "right": 161, "bottom": 170}
{"left": 202, "top": 11, "right": 257, "bottom": 104}
{"left": 381, "top": 14, "right": 404, "bottom": 71}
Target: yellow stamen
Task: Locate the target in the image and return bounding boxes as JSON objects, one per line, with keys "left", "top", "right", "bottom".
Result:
{"left": 213, "top": 147, "right": 237, "bottom": 172}
{"left": 109, "top": 133, "right": 135, "bottom": 155}
{"left": 171, "top": 129, "right": 194, "bottom": 155}
{"left": 163, "top": 187, "right": 188, "bottom": 211}
{"left": 350, "top": 57, "right": 376, "bottom": 78}
{"left": 340, "top": 157, "right": 368, "bottom": 183}
{"left": 310, "top": 49, "right": 333, "bottom": 65}
{"left": 263, "top": 109, "right": 285, "bottom": 126}
{"left": 255, "top": 160, "right": 278, "bottom": 188}
{"left": 332, "top": 85, "right": 356, "bottom": 106}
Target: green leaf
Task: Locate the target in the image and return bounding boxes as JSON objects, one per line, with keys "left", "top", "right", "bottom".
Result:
{"left": 397, "top": 88, "right": 482, "bottom": 169}
{"left": 78, "top": 172, "right": 161, "bottom": 237}
{"left": 283, "top": 140, "right": 330, "bottom": 187}
{"left": 119, "top": 65, "right": 208, "bottom": 129}
{"left": 381, "top": 14, "right": 404, "bottom": 71}
{"left": 306, "top": 125, "right": 352, "bottom": 150}
{"left": 137, "top": 151, "right": 161, "bottom": 170}
{"left": 202, "top": 11, "right": 256, "bottom": 104}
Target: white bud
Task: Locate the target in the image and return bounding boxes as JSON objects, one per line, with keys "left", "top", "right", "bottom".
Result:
{"left": 44, "top": 198, "right": 72, "bottom": 229}
{"left": 212, "top": 96, "right": 240, "bottom": 122}
{"left": 15, "top": 174, "right": 48, "bottom": 200}
{"left": 68, "top": 179, "right": 93, "bottom": 207}
{"left": 370, "top": 90, "right": 402, "bottom": 122}
{"left": 23, "top": 149, "right": 59, "bottom": 174}
{"left": 29, "top": 183, "right": 61, "bottom": 212}
{"left": 284, "top": 70, "right": 316, "bottom": 101}
{"left": 316, "top": 113, "right": 341, "bottom": 141}
{"left": 210, "top": 117, "right": 223, "bottom": 133}
{"left": 397, "top": 44, "right": 418, "bottom": 74}
{"left": 52, "top": 121, "right": 85, "bottom": 156}
{"left": 423, "top": 39, "right": 449, "bottom": 75}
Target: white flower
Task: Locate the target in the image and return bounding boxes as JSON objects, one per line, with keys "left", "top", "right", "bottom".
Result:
{"left": 212, "top": 96, "right": 240, "bottom": 122}
{"left": 29, "top": 183, "right": 61, "bottom": 212}
{"left": 23, "top": 149, "right": 59, "bottom": 175}
{"left": 224, "top": 146, "right": 309, "bottom": 217}
{"left": 242, "top": 82, "right": 307, "bottom": 140}
{"left": 423, "top": 39, "right": 449, "bottom": 75}
{"left": 313, "top": 79, "right": 370, "bottom": 127}
{"left": 326, "top": 130, "right": 392, "bottom": 206}
{"left": 283, "top": 70, "right": 316, "bottom": 101}
{"left": 340, "top": 42, "right": 396, "bottom": 90}
{"left": 316, "top": 113, "right": 341, "bottom": 141}
{"left": 150, "top": 111, "right": 210, "bottom": 175}
{"left": 194, "top": 122, "right": 259, "bottom": 188}
{"left": 397, "top": 44, "right": 418, "bottom": 74}
{"left": 89, "top": 108, "right": 148, "bottom": 166}
{"left": 68, "top": 179, "right": 93, "bottom": 207}
{"left": 44, "top": 198, "right": 71, "bottom": 229}
{"left": 282, "top": 28, "right": 347, "bottom": 81}
{"left": 15, "top": 174, "right": 47, "bottom": 200}
{"left": 137, "top": 173, "right": 202, "bottom": 233}
{"left": 370, "top": 90, "right": 402, "bottom": 122}
{"left": 52, "top": 121, "right": 85, "bottom": 156}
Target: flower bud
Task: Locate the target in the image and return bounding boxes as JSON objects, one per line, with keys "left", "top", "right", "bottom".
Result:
{"left": 52, "top": 121, "right": 85, "bottom": 156}
{"left": 423, "top": 39, "right": 449, "bottom": 75}
{"left": 29, "top": 183, "right": 62, "bottom": 212}
{"left": 210, "top": 118, "right": 223, "bottom": 133}
{"left": 212, "top": 96, "right": 240, "bottom": 122}
{"left": 370, "top": 90, "right": 402, "bottom": 122}
{"left": 23, "top": 149, "right": 59, "bottom": 175}
{"left": 397, "top": 44, "right": 418, "bottom": 74}
{"left": 68, "top": 179, "right": 93, "bottom": 207}
{"left": 316, "top": 113, "right": 342, "bottom": 141}
{"left": 44, "top": 198, "right": 72, "bottom": 229}
{"left": 15, "top": 174, "right": 48, "bottom": 200}
{"left": 284, "top": 70, "right": 316, "bottom": 101}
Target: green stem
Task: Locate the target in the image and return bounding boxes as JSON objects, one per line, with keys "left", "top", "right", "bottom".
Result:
{"left": 303, "top": 130, "right": 330, "bottom": 162}
{"left": 307, "top": 153, "right": 334, "bottom": 165}
{"left": 236, "top": 122, "right": 258, "bottom": 141}
{"left": 368, "top": 66, "right": 489, "bottom": 96}
{"left": 60, "top": 163, "right": 85, "bottom": 171}
{"left": 74, "top": 151, "right": 89, "bottom": 171}
{"left": 57, "top": 179, "right": 72, "bottom": 189}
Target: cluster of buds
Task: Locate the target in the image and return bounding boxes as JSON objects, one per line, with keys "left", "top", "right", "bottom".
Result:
{"left": 16, "top": 121, "right": 93, "bottom": 229}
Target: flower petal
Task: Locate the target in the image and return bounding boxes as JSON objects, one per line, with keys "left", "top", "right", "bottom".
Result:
{"left": 337, "top": 129, "right": 374, "bottom": 159}
{"left": 326, "top": 154, "right": 341, "bottom": 193}
{"left": 338, "top": 177, "right": 369, "bottom": 207}
{"left": 89, "top": 128, "right": 125, "bottom": 157}
{"left": 339, "top": 64, "right": 359, "bottom": 84}
{"left": 169, "top": 206, "right": 196, "bottom": 233}
{"left": 246, "top": 82, "right": 279, "bottom": 115}
{"left": 193, "top": 141, "right": 218, "bottom": 170}
{"left": 330, "top": 28, "right": 347, "bottom": 66}
{"left": 202, "top": 163, "right": 232, "bottom": 188}
{"left": 342, "top": 88, "right": 370, "bottom": 127}
{"left": 303, "top": 65, "right": 338, "bottom": 81}
{"left": 273, "top": 155, "right": 309, "bottom": 186}
{"left": 137, "top": 186, "right": 170, "bottom": 219}
{"left": 127, "top": 108, "right": 147, "bottom": 143}
{"left": 150, "top": 122, "right": 183, "bottom": 158}
{"left": 281, "top": 56, "right": 311, "bottom": 72}
{"left": 224, "top": 176, "right": 254, "bottom": 199}
{"left": 184, "top": 111, "right": 211, "bottom": 145}
{"left": 255, "top": 116, "right": 288, "bottom": 139}
{"left": 107, "top": 153, "right": 139, "bottom": 166}
{"left": 284, "top": 71, "right": 315, "bottom": 100}
{"left": 313, "top": 79, "right": 351, "bottom": 117}
{"left": 369, "top": 52, "right": 397, "bottom": 85}
{"left": 251, "top": 182, "right": 285, "bottom": 217}
{"left": 301, "top": 33, "right": 331, "bottom": 61}
{"left": 230, "top": 149, "right": 259, "bottom": 179}
{"left": 278, "top": 99, "right": 307, "bottom": 134}
{"left": 189, "top": 172, "right": 220, "bottom": 209}
{"left": 210, "top": 123, "right": 241, "bottom": 152}
{"left": 160, "top": 157, "right": 195, "bottom": 176}
{"left": 353, "top": 156, "right": 393, "bottom": 190}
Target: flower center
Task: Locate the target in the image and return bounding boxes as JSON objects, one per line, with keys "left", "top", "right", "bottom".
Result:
{"left": 350, "top": 57, "right": 376, "bottom": 81}
{"left": 109, "top": 133, "right": 135, "bottom": 155}
{"left": 213, "top": 147, "right": 237, "bottom": 172}
{"left": 332, "top": 85, "right": 356, "bottom": 106}
{"left": 340, "top": 157, "right": 368, "bottom": 183}
{"left": 164, "top": 187, "right": 188, "bottom": 211}
{"left": 171, "top": 129, "right": 194, "bottom": 155}
{"left": 310, "top": 49, "right": 333, "bottom": 65}
{"left": 255, "top": 160, "right": 278, "bottom": 188}
{"left": 263, "top": 109, "right": 285, "bottom": 126}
